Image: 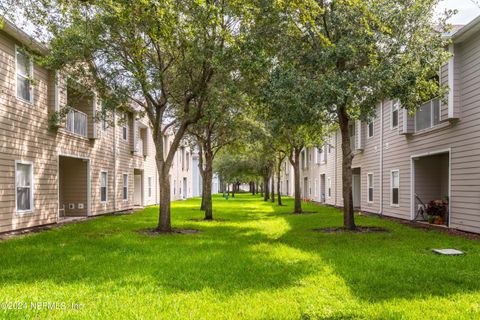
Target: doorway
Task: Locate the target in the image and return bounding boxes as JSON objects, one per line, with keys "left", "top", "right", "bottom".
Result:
{"left": 134, "top": 169, "right": 143, "bottom": 206}
{"left": 352, "top": 168, "right": 361, "bottom": 209}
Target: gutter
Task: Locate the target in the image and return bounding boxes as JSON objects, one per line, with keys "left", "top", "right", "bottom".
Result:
{"left": 113, "top": 112, "right": 117, "bottom": 211}
{"left": 379, "top": 101, "right": 384, "bottom": 215}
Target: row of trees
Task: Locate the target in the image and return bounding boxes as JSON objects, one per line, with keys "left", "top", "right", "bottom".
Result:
{"left": 6, "top": 0, "right": 452, "bottom": 231}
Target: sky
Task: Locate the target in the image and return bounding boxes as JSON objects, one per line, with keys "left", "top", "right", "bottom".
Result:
{"left": 436, "top": 0, "right": 480, "bottom": 24}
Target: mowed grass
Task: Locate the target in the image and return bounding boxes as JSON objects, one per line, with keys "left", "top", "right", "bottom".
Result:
{"left": 1, "top": 195, "right": 480, "bottom": 319}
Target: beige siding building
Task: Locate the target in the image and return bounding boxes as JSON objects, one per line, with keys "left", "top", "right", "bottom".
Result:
{"left": 0, "top": 21, "right": 198, "bottom": 234}
{"left": 280, "top": 17, "right": 480, "bottom": 234}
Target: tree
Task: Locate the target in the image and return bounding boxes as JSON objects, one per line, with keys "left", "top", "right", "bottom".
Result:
{"left": 261, "top": 66, "right": 329, "bottom": 213}
{"left": 280, "top": 0, "right": 451, "bottom": 228}
{"left": 275, "top": 151, "right": 286, "bottom": 206}
{"left": 12, "top": 0, "right": 251, "bottom": 232}
{"left": 187, "top": 85, "right": 249, "bottom": 220}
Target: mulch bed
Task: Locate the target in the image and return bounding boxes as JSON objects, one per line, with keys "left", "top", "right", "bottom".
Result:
{"left": 290, "top": 212, "right": 319, "bottom": 215}
{"left": 380, "top": 216, "right": 480, "bottom": 241}
{"left": 138, "top": 228, "right": 201, "bottom": 236}
{"left": 313, "top": 226, "right": 390, "bottom": 234}
{"left": 189, "top": 218, "right": 229, "bottom": 222}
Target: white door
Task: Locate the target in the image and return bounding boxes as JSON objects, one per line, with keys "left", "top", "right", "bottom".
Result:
{"left": 134, "top": 175, "right": 142, "bottom": 206}
{"left": 352, "top": 174, "right": 361, "bottom": 208}
{"left": 183, "top": 178, "right": 187, "bottom": 199}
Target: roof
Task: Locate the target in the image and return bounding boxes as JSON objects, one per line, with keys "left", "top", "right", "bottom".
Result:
{"left": 451, "top": 15, "right": 480, "bottom": 43}
{"left": 1, "top": 17, "right": 48, "bottom": 54}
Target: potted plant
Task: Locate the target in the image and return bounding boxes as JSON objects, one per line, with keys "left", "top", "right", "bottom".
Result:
{"left": 425, "top": 200, "right": 448, "bottom": 225}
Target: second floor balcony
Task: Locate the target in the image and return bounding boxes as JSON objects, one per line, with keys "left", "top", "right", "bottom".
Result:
{"left": 65, "top": 109, "right": 88, "bottom": 137}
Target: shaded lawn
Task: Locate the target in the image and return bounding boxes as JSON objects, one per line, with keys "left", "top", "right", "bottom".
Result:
{"left": 1, "top": 194, "right": 480, "bottom": 319}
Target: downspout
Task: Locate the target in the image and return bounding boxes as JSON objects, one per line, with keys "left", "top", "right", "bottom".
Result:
{"left": 113, "top": 112, "right": 117, "bottom": 212}
{"left": 379, "top": 102, "right": 384, "bottom": 215}
{"left": 335, "top": 132, "right": 338, "bottom": 206}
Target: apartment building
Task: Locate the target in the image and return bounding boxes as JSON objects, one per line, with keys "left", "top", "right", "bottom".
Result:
{"left": 280, "top": 16, "right": 480, "bottom": 234}
{"left": 0, "top": 21, "right": 198, "bottom": 233}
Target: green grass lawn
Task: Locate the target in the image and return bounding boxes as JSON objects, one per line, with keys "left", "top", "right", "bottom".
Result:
{"left": 1, "top": 194, "right": 480, "bottom": 319}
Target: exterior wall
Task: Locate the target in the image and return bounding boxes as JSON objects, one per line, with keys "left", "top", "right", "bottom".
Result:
{"left": 0, "top": 26, "right": 196, "bottom": 233}
{"left": 277, "top": 24, "right": 480, "bottom": 234}
{"left": 0, "top": 31, "right": 58, "bottom": 233}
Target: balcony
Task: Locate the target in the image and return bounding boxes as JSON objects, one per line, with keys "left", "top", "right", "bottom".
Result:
{"left": 65, "top": 109, "right": 87, "bottom": 137}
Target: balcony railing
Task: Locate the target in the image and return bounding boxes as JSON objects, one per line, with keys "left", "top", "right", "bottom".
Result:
{"left": 65, "top": 109, "right": 87, "bottom": 137}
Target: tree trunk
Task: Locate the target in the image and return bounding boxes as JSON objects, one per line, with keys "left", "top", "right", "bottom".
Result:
{"left": 338, "top": 105, "right": 356, "bottom": 230}
{"left": 291, "top": 149, "right": 302, "bottom": 214}
{"left": 198, "top": 145, "right": 206, "bottom": 211}
{"left": 277, "top": 159, "right": 282, "bottom": 206}
{"left": 204, "top": 152, "right": 214, "bottom": 220}
{"left": 231, "top": 184, "right": 235, "bottom": 198}
{"left": 270, "top": 170, "right": 275, "bottom": 203}
{"left": 260, "top": 182, "right": 263, "bottom": 197}
{"left": 263, "top": 175, "right": 270, "bottom": 201}
{"left": 157, "top": 162, "right": 172, "bottom": 232}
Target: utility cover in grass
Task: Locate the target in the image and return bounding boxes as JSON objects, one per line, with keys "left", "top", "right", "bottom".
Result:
{"left": 432, "top": 249, "right": 465, "bottom": 255}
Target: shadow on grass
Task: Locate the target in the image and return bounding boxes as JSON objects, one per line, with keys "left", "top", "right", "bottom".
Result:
{"left": 0, "top": 208, "right": 314, "bottom": 295}
{"left": 276, "top": 199, "right": 480, "bottom": 303}
{"left": 1, "top": 193, "right": 480, "bottom": 307}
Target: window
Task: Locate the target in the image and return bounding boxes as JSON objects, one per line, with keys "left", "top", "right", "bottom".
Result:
{"left": 415, "top": 98, "right": 440, "bottom": 132}
{"left": 392, "top": 103, "right": 399, "bottom": 129}
{"left": 368, "top": 122, "right": 374, "bottom": 138}
{"left": 391, "top": 170, "right": 399, "bottom": 206}
{"left": 100, "top": 171, "right": 108, "bottom": 202}
{"left": 54, "top": 71, "right": 61, "bottom": 112}
{"left": 327, "top": 178, "right": 331, "bottom": 198}
{"left": 15, "top": 161, "right": 33, "bottom": 212}
{"left": 122, "top": 174, "right": 128, "bottom": 200}
{"left": 122, "top": 114, "right": 128, "bottom": 140}
{"left": 181, "top": 147, "right": 185, "bottom": 170}
{"left": 16, "top": 47, "right": 33, "bottom": 103}
{"left": 367, "top": 173, "right": 374, "bottom": 203}
{"left": 349, "top": 123, "right": 356, "bottom": 150}
{"left": 101, "top": 104, "right": 108, "bottom": 131}
{"left": 186, "top": 152, "right": 190, "bottom": 171}
{"left": 148, "top": 177, "right": 152, "bottom": 197}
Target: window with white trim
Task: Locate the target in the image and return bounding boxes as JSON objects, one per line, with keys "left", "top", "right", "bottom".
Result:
{"left": 16, "top": 48, "right": 33, "bottom": 103}
{"left": 122, "top": 114, "right": 128, "bottom": 141}
{"left": 16, "top": 161, "right": 33, "bottom": 212}
{"left": 122, "top": 174, "right": 128, "bottom": 200}
{"left": 327, "top": 178, "right": 331, "bottom": 198}
{"left": 391, "top": 170, "right": 399, "bottom": 205}
{"left": 392, "top": 103, "right": 399, "bottom": 129}
{"left": 415, "top": 98, "right": 440, "bottom": 132}
{"left": 148, "top": 177, "right": 152, "bottom": 198}
{"left": 100, "top": 171, "right": 108, "bottom": 202}
{"left": 368, "top": 122, "right": 374, "bottom": 138}
{"left": 54, "top": 71, "right": 61, "bottom": 112}
{"left": 367, "top": 173, "right": 374, "bottom": 203}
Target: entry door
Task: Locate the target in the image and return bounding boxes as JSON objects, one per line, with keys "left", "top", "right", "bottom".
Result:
{"left": 134, "top": 175, "right": 142, "bottom": 206}
{"left": 320, "top": 174, "right": 326, "bottom": 203}
{"left": 352, "top": 174, "right": 361, "bottom": 208}
{"left": 303, "top": 178, "right": 308, "bottom": 198}
{"left": 183, "top": 178, "right": 187, "bottom": 199}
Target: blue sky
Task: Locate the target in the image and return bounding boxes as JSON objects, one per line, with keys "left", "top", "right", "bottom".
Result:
{"left": 437, "top": 0, "right": 480, "bottom": 24}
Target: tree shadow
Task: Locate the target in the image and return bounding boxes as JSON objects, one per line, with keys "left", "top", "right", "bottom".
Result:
{"left": 0, "top": 208, "right": 316, "bottom": 295}
{"left": 277, "top": 204, "right": 480, "bottom": 303}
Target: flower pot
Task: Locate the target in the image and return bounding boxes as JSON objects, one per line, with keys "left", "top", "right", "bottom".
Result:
{"left": 434, "top": 215, "right": 444, "bottom": 225}
{"left": 427, "top": 215, "right": 436, "bottom": 224}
